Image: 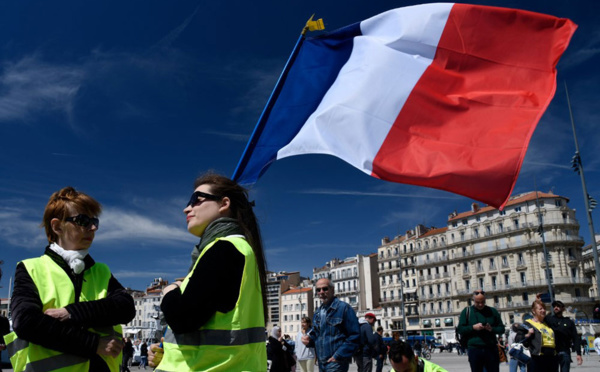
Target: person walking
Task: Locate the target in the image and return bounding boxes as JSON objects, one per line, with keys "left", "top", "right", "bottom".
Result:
{"left": 544, "top": 300, "right": 582, "bottom": 371}
{"left": 121, "top": 337, "right": 133, "bottom": 372}
{"left": 594, "top": 334, "right": 600, "bottom": 362}
{"left": 516, "top": 299, "right": 558, "bottom": 372}
{"left": 507, "top": 323, "right": 526, "bottom": 372}
{"left": 5, "top": 186, "right": 135, "bottom": 372}
{"left": 457, "top": 290, "right": 505, "bottom": 372}
{"left": 295, "top": 317, "right": 316, "bottom": 372}
{"left": 356, "top": 313, "right": 378, "bottom": 372}
{"left": 301, "top": 278, "right": 360, "bottom": 371}
{"left": 139, "top": 341, "right": 148, "bottom": 370}
{"left": 148, "top": 173, "right": 268, "bottom": 371}
{"left": 374, "top": 326, "right": 386, "bottom": 372}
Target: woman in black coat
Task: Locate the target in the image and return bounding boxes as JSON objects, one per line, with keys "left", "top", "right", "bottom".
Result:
{"left": 268, "top": 326, "right": 294, "bottom": 372}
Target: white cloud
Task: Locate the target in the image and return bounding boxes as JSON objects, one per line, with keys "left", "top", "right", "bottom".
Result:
{"left": 0, "top": 200, "right": 196, "bottom": 250}
{"left": 0, "top": 201, "right": 47, "bottom": 250}
{"left": 95, "top": 208, "right": 196, "bottom": 244}
{"left": 0, "top": 55, "right": 84, "bottom": 123}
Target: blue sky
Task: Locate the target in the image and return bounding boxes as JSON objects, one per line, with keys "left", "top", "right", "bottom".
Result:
{"left": 1, "top": 0, "right": 599, "bottom": 297}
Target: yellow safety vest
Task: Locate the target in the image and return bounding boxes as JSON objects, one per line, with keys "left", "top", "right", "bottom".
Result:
{"left": 155, "top": 236, "right": 266, "bottom": 372}
{"left": 4, "top": 254, "right": 122, "bottom": 372}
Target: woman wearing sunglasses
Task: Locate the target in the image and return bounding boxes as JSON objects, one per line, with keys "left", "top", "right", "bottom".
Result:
{"left": 5, "top": 186, "right": 135, "bottom": 372}
{"left": 149, "top": 173, "right": 268, "bottom": 371}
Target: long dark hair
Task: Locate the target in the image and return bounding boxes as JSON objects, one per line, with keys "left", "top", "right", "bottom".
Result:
{"left": 194, "top": 172, "right": 268, "bottom": 321}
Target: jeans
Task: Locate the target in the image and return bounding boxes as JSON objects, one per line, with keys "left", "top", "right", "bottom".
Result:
{"left": 509, "top": 358, "right": 526, "bottom": 372}
{"left": 467, "top": 346, "right": 499, "bottom": 372}
{"left": 557, "top": 352, "right": 571, "bottom": 372}
{"left": 318, "top": 359, "right": 350, "bottom": 372}
{"left": 140, "top": 356, "right": 148, "bottom": 369}
{"left": 375, "top": 355, "right": 384, "bottom": 372}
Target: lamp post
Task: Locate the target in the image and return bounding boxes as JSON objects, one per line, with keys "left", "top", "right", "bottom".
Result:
{"left": 398, "top": 258, "right": 408, "bottom": 341}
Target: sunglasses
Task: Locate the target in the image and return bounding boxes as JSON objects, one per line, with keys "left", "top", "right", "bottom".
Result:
{"left": 186, "top": 191, "right": 222, "bottom": 208}
{"left": 473, "top": 291, "right": 486, "bottom": 295}
{"left": 65, "top": 214, "right": 100, "bottom": 229}
{"left": 316, "top": 287, "right": 330, "bottom": 293}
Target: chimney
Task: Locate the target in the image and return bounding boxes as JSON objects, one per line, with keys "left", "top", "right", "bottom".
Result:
{"left": 471, "top": 203, "right": 479, "bottom": 213}
{"left": 382, "top": 236, "right": 390, "bottom": 244}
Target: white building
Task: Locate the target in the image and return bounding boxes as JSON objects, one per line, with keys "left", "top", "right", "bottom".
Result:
{"left": 378, "top": 191, "right": 595, "bottom": 340}
{"left": 312, "top": 254, "right": 380, "bottom": 313}
{"left": 280, "top": 287, "right": 313, "bottom": 335}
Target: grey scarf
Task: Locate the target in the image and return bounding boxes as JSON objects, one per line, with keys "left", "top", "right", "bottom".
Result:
{"left": 189, "top": 217, "right": 244, "bottom": 272}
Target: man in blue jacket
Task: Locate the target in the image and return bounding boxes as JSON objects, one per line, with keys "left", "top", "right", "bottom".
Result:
{"left": 357, "top": 312, "right": 378, "bottom": 372}
{"left": 302, "top": 278, "right": 360, "bottom": 371}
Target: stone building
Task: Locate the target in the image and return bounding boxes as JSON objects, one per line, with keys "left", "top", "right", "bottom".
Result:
{"left": 378, "top": 191, "right": 595, "bottom": 341}
{"left": 312, "top": 254, "right": 380, "bottom": 313}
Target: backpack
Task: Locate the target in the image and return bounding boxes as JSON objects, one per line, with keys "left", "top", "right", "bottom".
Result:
{"left": 456, "top": 306, "right": 471, "bottom": 349}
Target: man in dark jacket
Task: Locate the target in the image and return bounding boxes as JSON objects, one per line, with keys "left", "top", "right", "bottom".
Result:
{"left": 356, "top": 312, "right": 378, "bottom": 372}
{"left": 457, "top": 290, "right": 505, "bottom": 372}
{"left": 545, "top": 300, "right": 582, "bottom": 371}
{"left": 374, "top": 327, "right": 386, "bottom": 372}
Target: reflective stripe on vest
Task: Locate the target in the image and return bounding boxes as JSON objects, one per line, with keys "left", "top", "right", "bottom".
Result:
{"left": 23, "top": 353, "right": 88, "bottom": 372}
{"left": 163, "top": 326, "right": 265, "bottom": 346}
{"left": 9, "top": 255, "right": 121, "bottom": 372}
{"left": 156, "top": 236, "right": 267, "bottom": 372}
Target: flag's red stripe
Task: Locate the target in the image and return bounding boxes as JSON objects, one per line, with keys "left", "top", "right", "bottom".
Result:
{"left": 371, "top": 4, "right": 576, "bottom": 208}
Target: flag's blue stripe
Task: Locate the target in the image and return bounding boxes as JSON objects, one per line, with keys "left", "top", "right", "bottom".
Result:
{"left": 235, "top": 22, "right": 362, "bottom": 184}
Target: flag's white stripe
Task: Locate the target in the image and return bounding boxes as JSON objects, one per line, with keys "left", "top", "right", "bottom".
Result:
{"left": 277, "top": 3, "right": 453, "bottom": 172}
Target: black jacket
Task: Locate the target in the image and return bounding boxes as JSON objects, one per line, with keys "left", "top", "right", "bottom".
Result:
{"left": 545, "top": 314, "right": 581, "bottom": 355}
{"left": 267, "top": 336, "right": 294, "bottom": 372}
{"left": 10, "top": 247, "right": 135, "bottom": 371}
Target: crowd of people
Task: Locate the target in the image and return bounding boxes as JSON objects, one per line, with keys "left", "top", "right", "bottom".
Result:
{"left": 0, "top": 177, "right": 599, "bottom": 372}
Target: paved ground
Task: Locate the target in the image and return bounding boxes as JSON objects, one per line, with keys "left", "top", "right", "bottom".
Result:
{"left": 1, "top": 352, "right": 599, "bottom": 371}
{"left": 338, "top": 351, "right": 600, "bottom": 372}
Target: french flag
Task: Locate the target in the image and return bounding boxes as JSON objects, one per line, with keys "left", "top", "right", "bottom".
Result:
{"left": 232, "top": 3, "right": 576, "bottom": 208}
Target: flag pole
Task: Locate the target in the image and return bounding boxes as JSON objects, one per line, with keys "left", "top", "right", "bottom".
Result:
{"left": 232, "top": 15, "right": 324, "bottom": 181}
{"left": 565, "top": 81, "right": 600, "bottom": 301}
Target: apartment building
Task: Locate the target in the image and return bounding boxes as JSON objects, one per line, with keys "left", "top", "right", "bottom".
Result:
{"left": 582, "top": 234, "right": 600, "bottom": 299}
{"left": 378, "top": 191, "right": 595, "bottom": 341}
{"left": 312, "top": 254, "right": 380, "bottom": 313}
{"left": 280, "top": 287, "right": 314, "bottom": 335}
{"left": 124, "top": 277, "right": 168, "bottom": 341}
{"left": 266, "top": 271, "right": 301, "bottom": 330}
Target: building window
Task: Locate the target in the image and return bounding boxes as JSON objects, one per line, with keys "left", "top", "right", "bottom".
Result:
{"left": 504, "top": 274, "right": 510, "bottom": 285}
{"left": 499, "top": 210, "right": 506, "bottom": 216}
{"left": 515, "top": 206, "right": 522, "bottom": 212}
{"left": 452, "top": 221, "right": 458, "bottom": 227}
{"left": 462, "top": 219, "right": 467, "bottom": 225}
{"left": 498, "top": 222, "right": 504, "bottom": 232}
{"left": 520, "top": 272, "right": 526, "bottom": 285}
{"left": 513, "top": 219, "right": 519, "bottom": 229}
{"left": 555, "top": 199, "right": 562, "bottom": 207}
